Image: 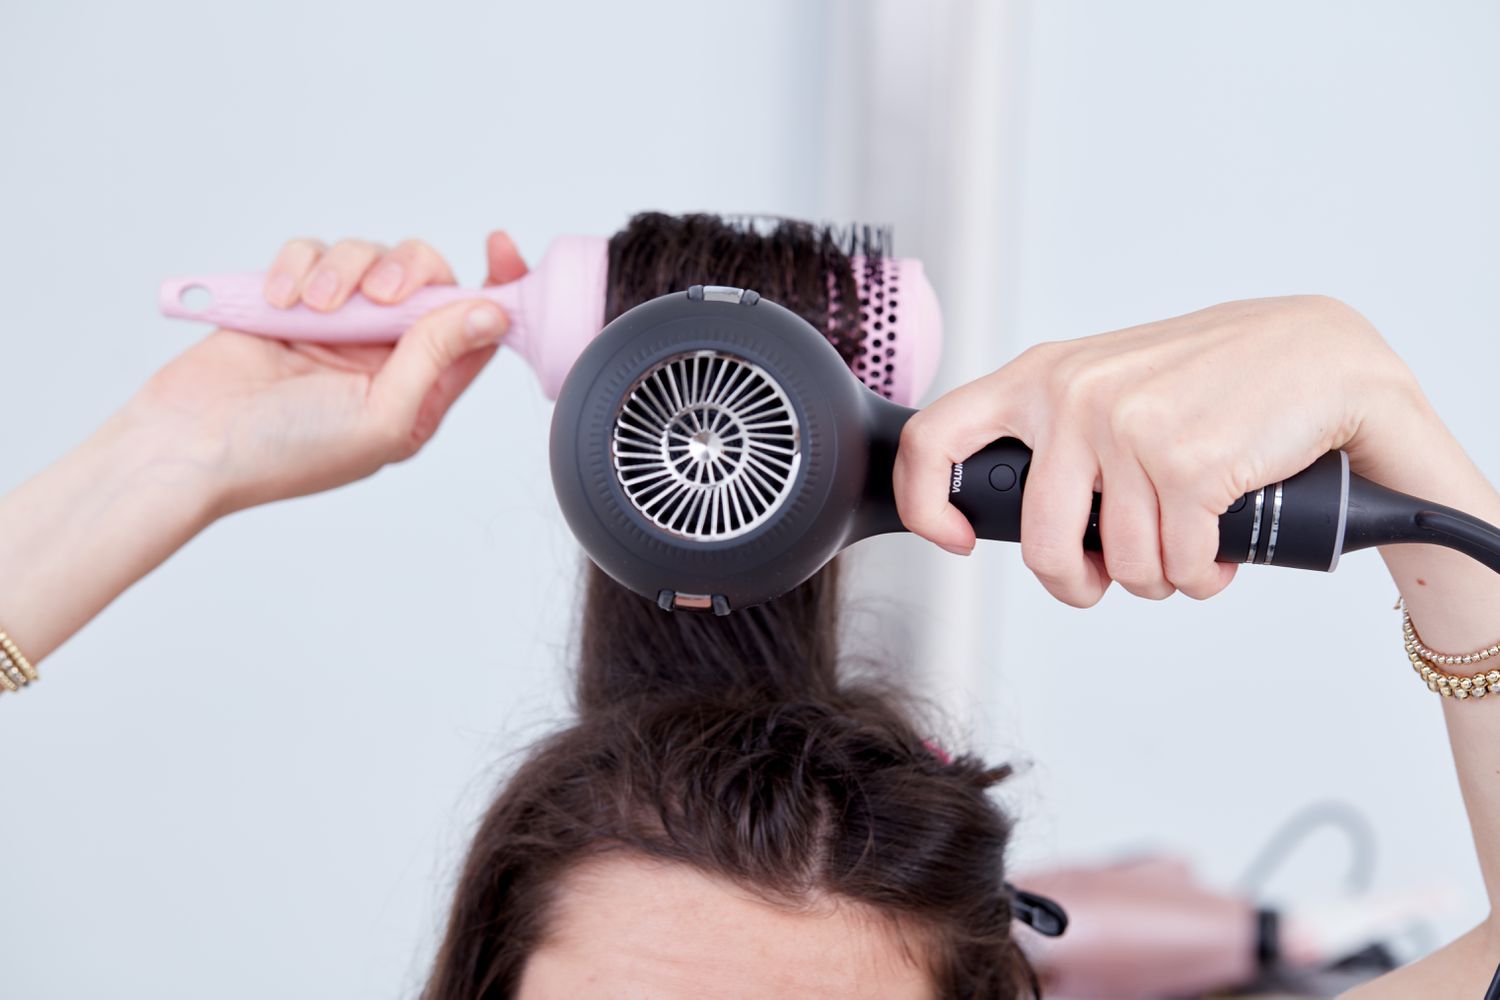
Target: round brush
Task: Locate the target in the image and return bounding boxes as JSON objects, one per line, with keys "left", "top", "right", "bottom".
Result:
{"left": 159, "top": 231, "right": 942, "bottom": 405}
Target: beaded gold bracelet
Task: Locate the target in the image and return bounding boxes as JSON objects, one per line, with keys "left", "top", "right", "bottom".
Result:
{"left": 1400, "top": 598, "right": 1500, "bottom": 700}
{"left": 0, "top": 629, "right": 37, "bottom": 695}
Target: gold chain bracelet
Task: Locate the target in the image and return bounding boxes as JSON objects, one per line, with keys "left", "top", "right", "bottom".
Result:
{"left": 0, "top": 629, "right": 37, "bottom": 695}
{"left": 1399, "top": 598, "right": 1500, "bottom": 700}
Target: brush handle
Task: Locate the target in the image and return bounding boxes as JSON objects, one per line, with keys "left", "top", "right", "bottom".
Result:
{"left": 159, "top": 235, "right": 612, "bottom": 400}
{"left": 948, "top": 440, "right": 1352, "bottom": 571}
{"left": 158, "top": 273, "right": 522, "bottom": 344}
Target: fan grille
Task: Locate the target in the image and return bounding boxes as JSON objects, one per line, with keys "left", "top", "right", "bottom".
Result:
{"left": 612, "top": 351, "right": 801, "bottom": 541}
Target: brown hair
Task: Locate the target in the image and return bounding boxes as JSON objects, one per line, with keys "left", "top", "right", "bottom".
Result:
{"left": 423, "top": 214, "right": 1036, "bottom": 999}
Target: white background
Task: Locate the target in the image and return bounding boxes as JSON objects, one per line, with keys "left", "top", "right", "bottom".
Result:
{"left": 2, "top": 2, "right": 1497, "bottom": 997}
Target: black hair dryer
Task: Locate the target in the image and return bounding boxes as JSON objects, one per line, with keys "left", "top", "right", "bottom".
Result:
{"left": 550, "top": 286, "right": 1500, "bottom": 613}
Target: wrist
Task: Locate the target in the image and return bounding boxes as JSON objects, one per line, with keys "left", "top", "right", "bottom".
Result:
{"left": 110, "top": 393, "right": 235, "bottom": 525}
{"left": 0, "top": 405, "right": 221, "bottom": 662}
{"left": 1345, "top": 374, "right": 1499, "bottom": 518}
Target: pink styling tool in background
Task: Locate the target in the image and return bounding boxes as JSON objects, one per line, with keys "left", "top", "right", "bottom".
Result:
{"left": 159, "top": 235, "right": 943, "bottom": 405}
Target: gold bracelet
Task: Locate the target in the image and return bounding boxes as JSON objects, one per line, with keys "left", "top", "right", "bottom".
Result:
{"left": 0, "top": 629, "right": 37, "bottom": 695}
{"left": 1399, "top": 598, "right": 1500, "bottom": 700}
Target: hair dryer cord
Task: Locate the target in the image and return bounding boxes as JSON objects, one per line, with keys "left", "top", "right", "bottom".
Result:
{"left": 1413, "top": 509, "right": 1500, "bottom": 574}
{"left": 1342, "top": 475, "right": 1500, "bottom": 573}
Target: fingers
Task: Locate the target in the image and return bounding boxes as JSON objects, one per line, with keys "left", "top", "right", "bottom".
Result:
{"left": 885, "top": 332, "right": 1242, "bottom": 608}
{"left": 1157, "top": 486, "right": 1238, "bottom": 600}
{"left": 266, "top": 236, "right": 459, "bottom": 311}
{"left": 484, "top": 229, "right": 529, "bottom": 286}
{"left": 1097, "top": 451, "right": 1175, "bottom": 600}
{"left": 360, "top": 239, "right": 457, "bottom": 304}
{"left": 299, "top": 238, "right": 386, "bottom": 311}
{"left": 893, "top": 414, "right": 978, "bottom": 555}
{"left": 1019, "top": 433, "right": 1111, "bottom": 607}
{"left": 264, "top": 237, "right": 388, "bottom": 312}
{"left": 264, "top": 238, "right": 325, "bottom": 308}
{"left": 367, "top": 300, "right": 507, "bottom": 458}
{"left": 894, "top": 372, "right": 1030, "bottom": 554}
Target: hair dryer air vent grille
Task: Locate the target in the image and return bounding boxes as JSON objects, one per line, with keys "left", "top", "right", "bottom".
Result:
{"left": 611, "top": 350, "right": 802, "bottom": 542}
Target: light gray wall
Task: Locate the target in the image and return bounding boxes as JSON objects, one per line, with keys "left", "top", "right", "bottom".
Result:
{"left": 3, "top": 1, "right": 1497, "bottom": 996}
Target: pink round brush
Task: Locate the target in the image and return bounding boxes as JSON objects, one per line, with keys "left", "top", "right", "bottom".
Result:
{"left": 160, "top": 234, "right": 943, "bottom": 405}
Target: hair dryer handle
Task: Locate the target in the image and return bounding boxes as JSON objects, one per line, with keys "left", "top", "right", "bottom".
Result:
{"left": 948, "top": 440, "right": 1351, "bottom": 572}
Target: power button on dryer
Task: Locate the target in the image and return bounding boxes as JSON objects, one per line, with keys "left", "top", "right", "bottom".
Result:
{"left": 989, "top": 464, "right": 1018, "bottom": 492}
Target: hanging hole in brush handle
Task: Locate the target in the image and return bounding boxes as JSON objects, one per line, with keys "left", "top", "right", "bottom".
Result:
{"left": 177, "top": 284, "right": 214, "bottom": 311}
{"left": 157, "top": 272, "right": 518, "bottom": 344}
{"left": 947, "top": 440, "right": 1353, "bottom": 572}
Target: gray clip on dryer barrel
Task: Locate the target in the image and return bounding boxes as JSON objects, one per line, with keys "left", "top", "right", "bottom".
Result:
{"left": 549, "top": 286, "right": 1500, "bottom": 614}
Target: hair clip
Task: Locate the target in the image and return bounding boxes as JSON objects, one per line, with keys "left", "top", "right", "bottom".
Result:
{"left": 1004, "top": 882, "right": 1069, "bottom": 938}
{"left": 921, "top": 739, "right": 953, "bottom": 765}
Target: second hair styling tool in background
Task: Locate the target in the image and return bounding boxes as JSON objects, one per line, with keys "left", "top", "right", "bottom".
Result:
{"left": 549, "top": 285, "right": 1500, "bottom": 614}
{"left": 158, "top": 226, "right": 943, "bottom": 406}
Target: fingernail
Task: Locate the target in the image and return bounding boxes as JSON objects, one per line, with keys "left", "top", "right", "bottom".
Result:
{"left": 940, "top": 543, "right": 974, "bottom": 557}
{"left": 465, "top": 304, "right": 505, "bottom": 344}
{"left": 364, "top": 259, "right": 404, "bottom": 300}
{"left": 303, "top": 268, "right": 338, "bottom": 309}
{"left": 265, "top": 272, "right": 296, "bottom": 307}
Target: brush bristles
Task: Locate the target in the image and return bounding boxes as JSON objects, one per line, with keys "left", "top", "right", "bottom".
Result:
{"left": 606, "top": 212, "right": 893, "bottom": 395}
{"left": 711, "top": 214, "right": 894, "bottom": 261}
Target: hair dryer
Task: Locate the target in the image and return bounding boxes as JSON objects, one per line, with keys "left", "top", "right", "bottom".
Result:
{"left": 550, "top": 285, "right": 1500, "bottom": 613}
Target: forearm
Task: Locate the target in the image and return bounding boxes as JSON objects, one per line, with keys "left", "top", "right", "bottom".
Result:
{"left": 1340, "top": 394, "right": 1500, "bottom": 994}
{"left": 1358, "top": 400, "right": 1500, "bottom": 895}
{"left": 0, "top": 406, "right": 217, "bottom": 662}
{"left": 0, "top": 275, "right": 499, "bottom": 667}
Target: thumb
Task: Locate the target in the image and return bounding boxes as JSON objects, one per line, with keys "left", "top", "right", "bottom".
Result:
{"left": 485, "top": 229, "right": 530, "bottom": 286}
{"left": 368, "top": 300, "right": 506, "bottom": 447}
